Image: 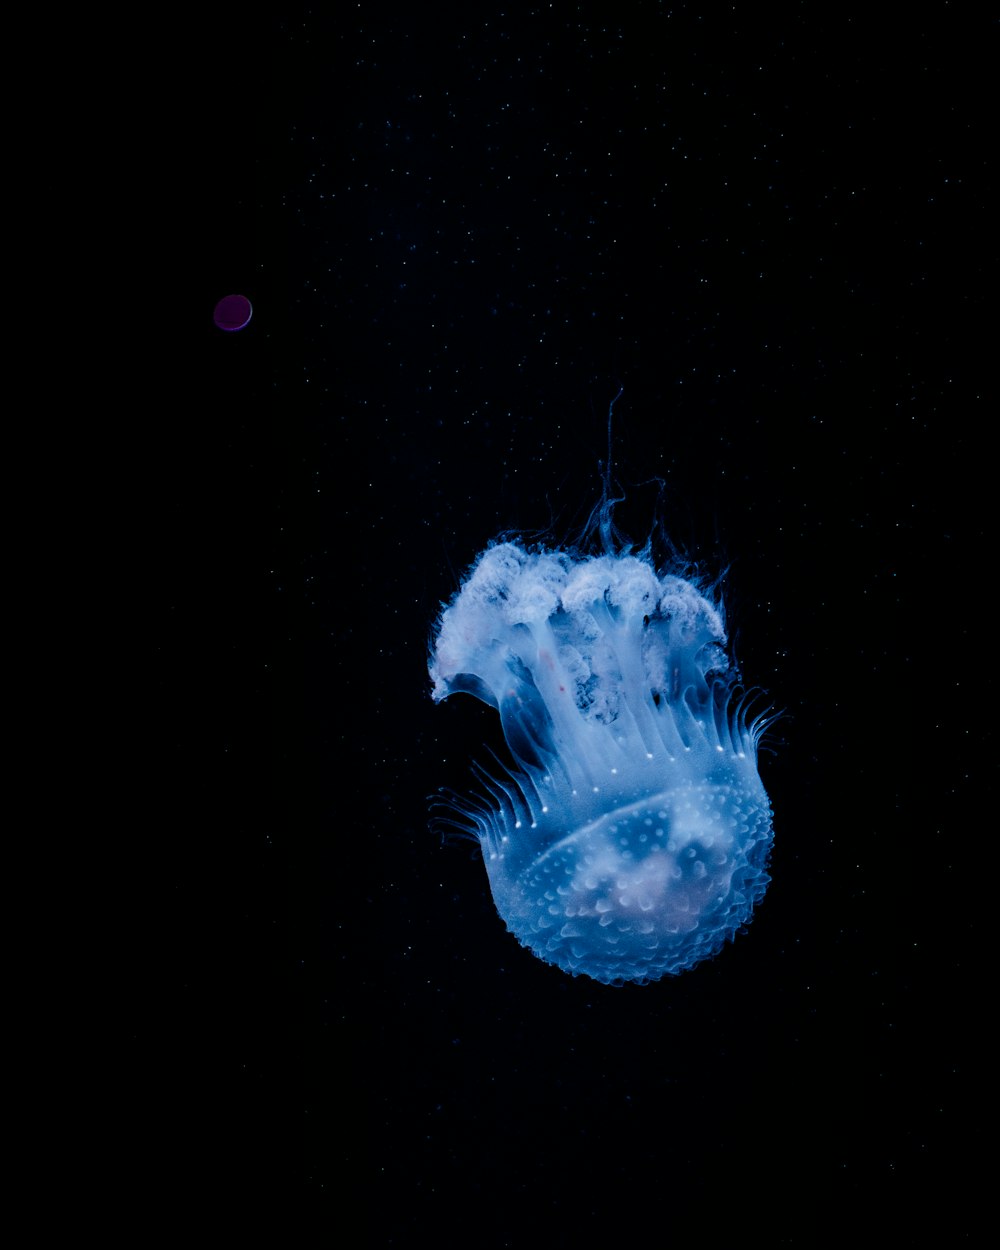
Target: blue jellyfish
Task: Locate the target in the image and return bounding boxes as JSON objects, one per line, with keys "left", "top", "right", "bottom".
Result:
{"left": 429, "top": 496, "right": 775, "bottom": 986}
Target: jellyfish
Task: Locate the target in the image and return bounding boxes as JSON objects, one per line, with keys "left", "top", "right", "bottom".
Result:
{"left": 428, "top": 519, "right": 775, "bottom": 986}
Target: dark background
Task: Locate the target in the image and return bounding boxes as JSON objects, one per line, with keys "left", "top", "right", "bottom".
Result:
{"left": 152, "top": 5, "right": 990, "bottom": 1239}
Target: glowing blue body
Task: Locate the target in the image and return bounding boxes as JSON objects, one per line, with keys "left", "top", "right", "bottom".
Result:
{"left": 429, "top": 542, "right": 773, "bottom": 986}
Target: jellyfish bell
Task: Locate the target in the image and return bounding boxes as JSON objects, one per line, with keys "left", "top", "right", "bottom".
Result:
{"left": 213, "top": 294, "right": 253, "bottom": 332}
{"left": 428, "top": 539, "right": 775, "bottom": 986}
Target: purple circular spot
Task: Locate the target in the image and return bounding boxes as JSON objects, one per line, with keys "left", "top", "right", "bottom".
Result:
{"left": 213, "top": 294, "right": 253, "bottom": 332}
